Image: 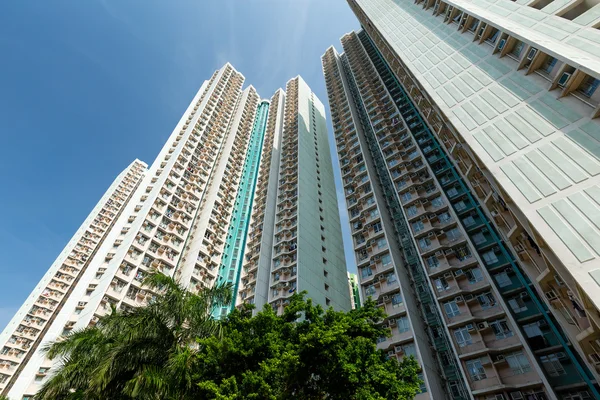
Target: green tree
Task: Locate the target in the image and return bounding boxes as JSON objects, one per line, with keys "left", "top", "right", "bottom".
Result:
{"left": 194, "top": 293, "right": 421, "bottom": 400}
{"left": 36, "top": 272, "right": 232, "bottom": 400}
{"left": 36, "top": 278, "right": 420, "bottom": 400}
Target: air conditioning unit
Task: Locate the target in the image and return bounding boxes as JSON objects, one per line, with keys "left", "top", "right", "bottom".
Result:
{"left": 429, "top": 214, "right": 437, "bottom": 220}
{"left": 498, "top": 38, "right": 506, "bottom": 50}
{"left": 556, "top": 352, "right": 567, "bottom": 360}
{"left": 395, "top": 345, "right": 404, "bottom": 354}
{"left": 466, "top": 323, "right": 475, "bottom": 331}
{"left": 389, "top": 319, "right": 397, "bottom": 326}
{"left": 428, "top": 232, "right": 435, "bottom": 237}
{"left": 387, "top": 350, "right": 395, "bottom": 357}
{"left": 422, "top": 199, "right": 430, "bottom": 204}
{"left": 494, "top": 354, "right": 506, "bottom": 363}
{"left": 374, "top": 255, "right": 380, "bottom": 261}
{"left": 435, "top": 251, "right": 444, "bottom": 258}
{"left": 445, "top": 249, "right": 454, "bottom": 255}
{"left": 477, "top": 321, "right": 489, "bottom": 330}
{"left": 436, "top": 230, "right": 445, "bottom": 237}
{"left": 520, "top": 292, "right": 529, "bottom": 299}
{"left": 557, "top": 72, "right": 571, "bottom": 87}
{"left": 444, "top": 272, "right": 453, "bottom": 279}
{"left": 454, "top": 269, "right": 464, "bottom": 276}
{"left": 464, "top": 294, "right": 475, "bottom": 301}
{"left": 383, "top": 295, "right": 390, "bottom": 301}
{"left": 455, "top": 296, "right": 464, "bottom": 303}
{"left": 526, "top": 48, "right": 537, "bottom": 61}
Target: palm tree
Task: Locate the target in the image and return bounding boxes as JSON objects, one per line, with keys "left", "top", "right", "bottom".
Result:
{"left": 36, "top": 271, "right": 232, "bottom": 400}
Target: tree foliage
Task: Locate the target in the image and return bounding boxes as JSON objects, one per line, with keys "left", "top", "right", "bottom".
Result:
{"left": 35, "top": 273, "right": 420, "bottom": 400}
{"left": 194, "top": 295, "right": 421, "bottom": 400}
{"left": 36, "top": 272, "right": 232, "bottom": 400}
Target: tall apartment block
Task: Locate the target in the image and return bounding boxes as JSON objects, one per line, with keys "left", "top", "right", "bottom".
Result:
{"left": 0, "top": 64, "right": 350, "bottom": 399}
{"left": 323, "top": 0, "right": 600, "bottom": 399}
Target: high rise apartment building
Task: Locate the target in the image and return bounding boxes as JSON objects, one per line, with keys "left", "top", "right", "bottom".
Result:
{"left": 0, "top": 64, "right": 350, "bottom": 399}
{"left": 323, "top": 0, "right": 600, "bottom": 399}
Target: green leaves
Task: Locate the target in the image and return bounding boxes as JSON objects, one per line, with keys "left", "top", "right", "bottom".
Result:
{"left": 36, "top": 281, "right": 419, "bottom": 400}
{"left": 194, "top": 292, "right": 420, "bottom": 400}
{"left": 36, "top": 272, "right": 232, "bottom": 400}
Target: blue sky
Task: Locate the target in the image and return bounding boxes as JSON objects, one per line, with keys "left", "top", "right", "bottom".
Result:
{"left": 0, "top": 1, "right": 359, "bottom": 330}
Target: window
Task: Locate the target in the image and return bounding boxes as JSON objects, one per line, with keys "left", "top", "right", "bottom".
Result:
{"left": 446, "top": 227, "right": 461, "bottom": 241}
{"left": 511, "top": 41, "right": 525, "bottom": 58}
{"left": 432, "top": 197, "right": 444, "bottom": 207}
{"left": 454, "top": 200, "right": 467, "bottom": 212}
{"left": 477, "top": 292, "right": 496, "bottom": 309}
{"left": 370, "top": 208, "right": 379, "bottom": 219}
{"left": 495, "top": 272, "right": 512, "bottom": 287}
{"left": 387, "top": 273, "right": 397, "bottom": 284}
{"left": 373, "top": 222, "right": 383, "bottom": 233}
{"left": 522, "top": 322, "right": 543, "bottom": 339}
{"left": 361, "top": 266, "right": 373, "bottom": 279}
{"left": 365, "top": 285, "right": 376, "bottom": 297}
{"left": 487, "top": 28, "right": 499, "bottom": 44}
{"left": 454, "top": 326, "right": 473, "bottom": 347}
{"left": 397, "top": 316, "right": 410, "bottom": 332}
{"left": 579, "top": 76, "right": 600, "bottom": 98}
{"left": 418, "top": 237, "right": 431, "bottom": 250}
{"left": 466, "top": 267, "right": 483, "bottom": 283}
{"left": 381, "top": 254, "right": 392, "bottom": 267}
{"left": 392, "top": 293, "right": 403, "bottom": 308}
{"left": 417, "top": 372, "right": 427, "bottom": 393}
{"left": 377, "top": 238, "right": 387, "bottom": 249}
{"left": 465, "top": 359, "right": 487, "bottom": 381}
{"left": 490, "top": 319, "right": 513, "bottom": 339}
{"left": 426, "top": 256, "right": 439, "bottom": 269}
{"left": 541, "top": 57, "right": 557, "bottom": 74}
{"left": 449, "top": 382, "right": 463, "bottom": 398}
{"left": 482, "top": 250, "right": 499, "bottom": 266}
{"left": 455, "top": 246, "right": 471, "bottom": 261}
{"left": 505, "top": 352, "right": 531, "bottom": 375}
{"left": 412, "top": 221, "right": 424, "bottom": 232}
{"left": 438, "top": 212, "right": 451, "bottom": 223}
{"left": 508, "top": 297, "right": 528, "bottom": 313}
{"left": 463, "top": 216, "right": 476, "bottom": 226}
{"left": 472, "top": 232, "right": 486, "bottom": 245}
{"left": 434, "top": 277, "right": 450, "bottom": 292}
{"left": 444, "top": 301, "right": 460, "bottom": 317}
{"left": 403, "top": 343, "right": 417, "bottom": 357}
{"left": 407, "top": 206, "right": 418, "bottom": 217}
{"left": 540, "top": 353, "right": 566, "bottom": 377}
{"left": 401, "top": 192, "right": 412, "bottom": 203}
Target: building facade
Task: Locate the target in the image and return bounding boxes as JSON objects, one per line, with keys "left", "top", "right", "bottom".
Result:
{"left": 323, "top": 0, "right": 600, "bottom": 398}
{"left": 0, "top": 64, "right": 350, "bottom": 399}
{"left": 348, "top": 272, "right": 361, "bottom": 309}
